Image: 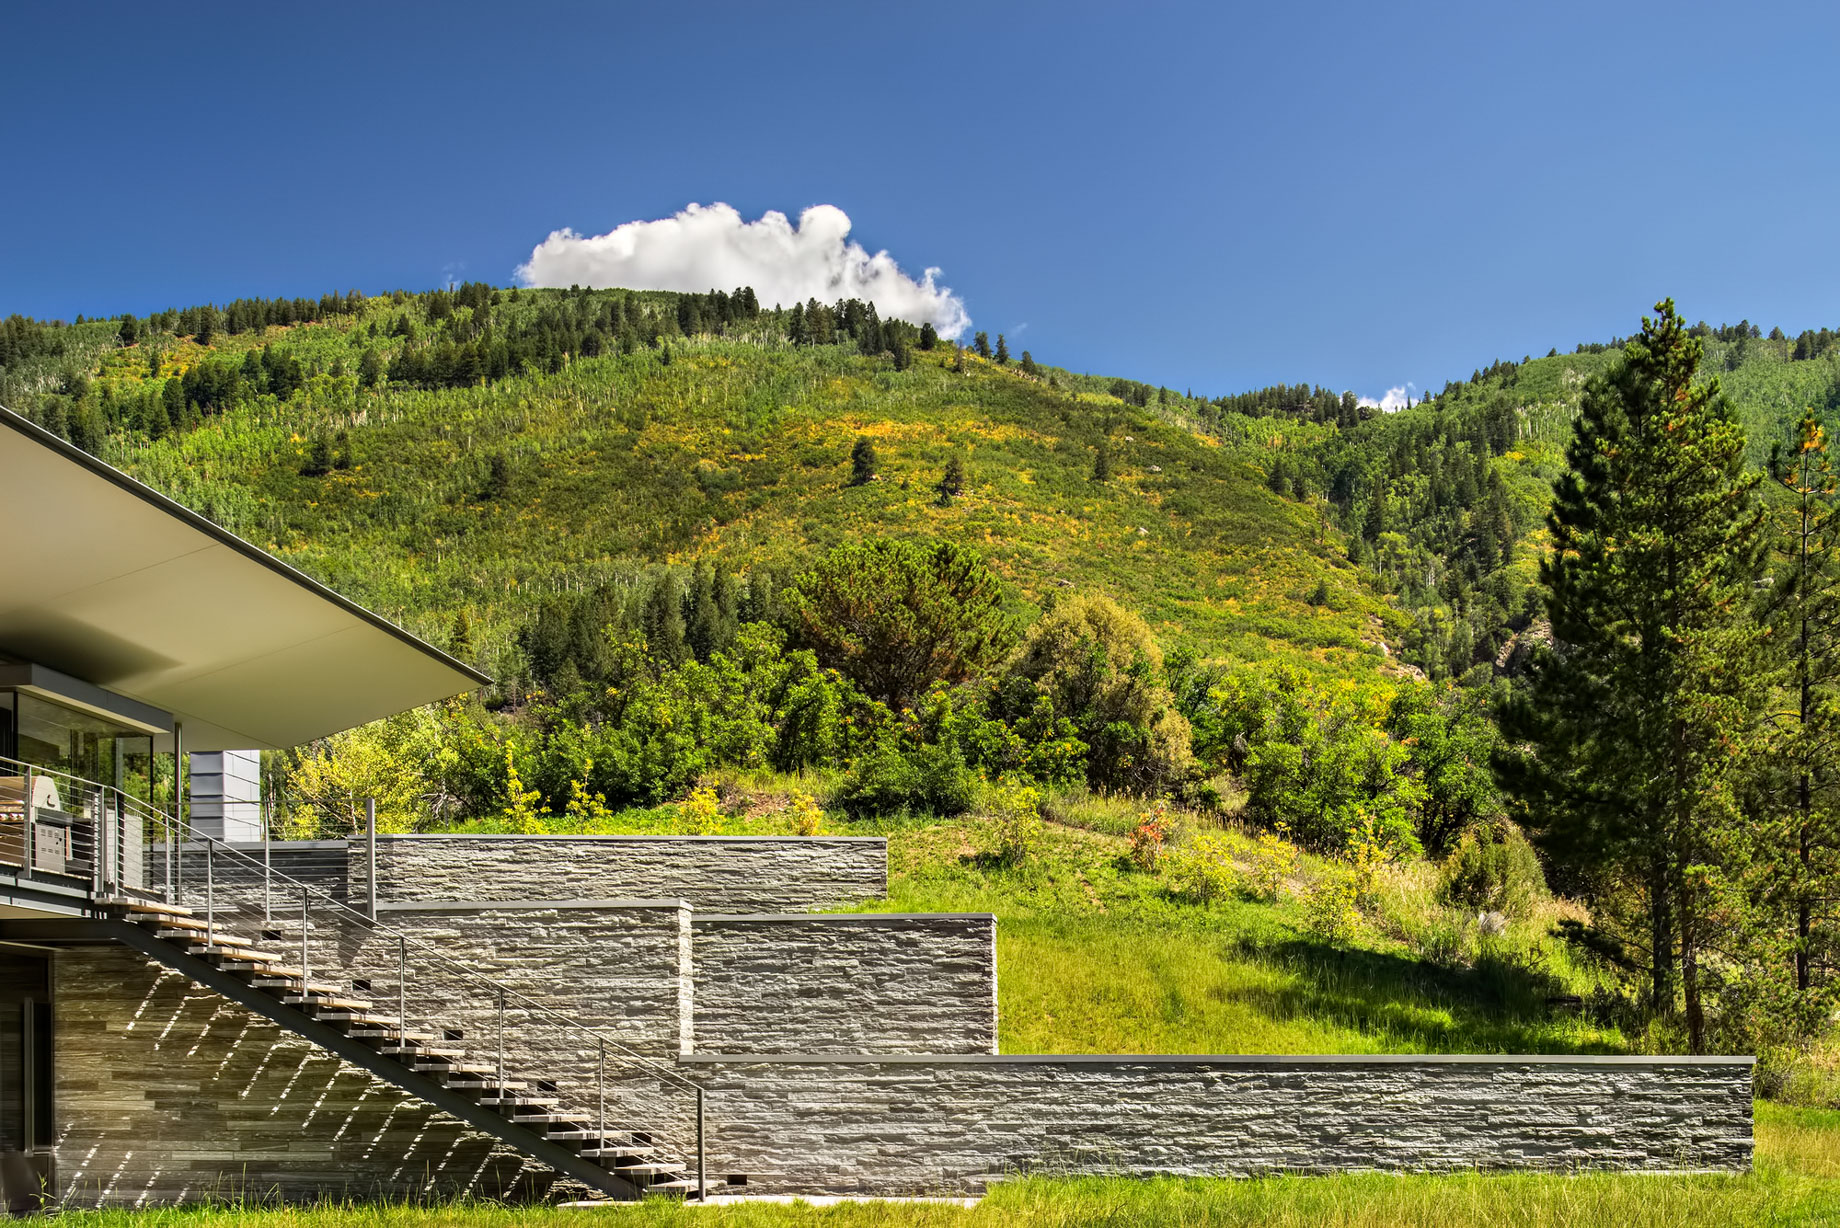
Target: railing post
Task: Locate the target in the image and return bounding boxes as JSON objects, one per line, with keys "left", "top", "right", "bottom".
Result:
{"left": 172, "top": 722, "right": 184, "bottom": 905}
{"left": 205, "top": 839, "right": 215, "bottom": 947}
{"left": 300, "top": 887, "right": 310, "bottom": 982}
{"left": 91, "top": 788, "right": 105, "bottom": 900}
{"left": 22, "top": 766, "right": 33, "bottom": 875}
{"left": 398, "top": 935, "right": 407, "bottom": 1036}
{"left": 597, "top": 1040, "right": 605, "bottom": 1142}
{"left": 262, "top": 803, "right": 272, "bottom": 925}
{"left": 365, "top": 797, "right": 377, "bottom": 922}
{"left": 697, "top": 1087, "right": 706, "bottom": 1203}
{"left": 496, "top": 989, "right": 507, "bottom": 1092}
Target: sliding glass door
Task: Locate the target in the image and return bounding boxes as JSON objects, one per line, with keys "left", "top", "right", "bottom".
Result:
{"left": 0, "top": 948, "right": 52, "bottom": 1212}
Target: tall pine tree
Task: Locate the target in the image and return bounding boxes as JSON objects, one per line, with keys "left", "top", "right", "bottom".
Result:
{"left": 1499, "top": 300, "right": 1766, "bottom": 1051}
{"left": 1760, "top": 409, "right": 1840, "bottom": 1001}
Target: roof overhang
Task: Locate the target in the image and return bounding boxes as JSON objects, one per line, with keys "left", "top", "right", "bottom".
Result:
{"left": 0, "top": 406, "right": 489, "bottom": 751}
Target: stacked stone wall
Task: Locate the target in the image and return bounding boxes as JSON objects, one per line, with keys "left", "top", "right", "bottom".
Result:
{"left": 677, "top": 1053, "right": 1756, "bottom": 1195}
{"left": 692, "top": 914, "right": 997, "bottom": 1055}
{"left": 371, "top": 836, "right": 886, "bottom": 913}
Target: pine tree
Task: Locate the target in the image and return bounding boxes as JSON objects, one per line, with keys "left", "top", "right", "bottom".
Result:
{"left": 1760, "top": 409, "right": 1840, "bottom": 999}
{"left": 450, "top": 610, "right": 474, "bottom": 661}
{"left": 1498, "top": 300, "right": 1766, "bottom": 1050}
{"left": 1020, "top": 351, "right": 1038, "bottom": 376}
{"left": 973, "top": 332, "right": 991, "bottom": 359}
{"left": 1092, "top": 441, "right": 1113, "bottom": 483}
{"left": 936, "top": 457, "right": 966, "bottom": 506}
{"left": 918, "top": 322, "right": 938, "bottom": 351}
{"left": 643, "top": 569, "right": 687, "bottom": 666}
{"left": 849, "top": 437, "right": 877, "bottom": 486}
{"left": 994, "top": 334, "right": 1010, "bottom": 365}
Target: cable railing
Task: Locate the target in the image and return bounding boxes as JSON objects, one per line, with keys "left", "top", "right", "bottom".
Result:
{"left": 0, "top": 756, "right": 709, "bottom": 1196}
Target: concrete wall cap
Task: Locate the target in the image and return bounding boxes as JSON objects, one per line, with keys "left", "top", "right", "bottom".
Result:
{"left": 377, "top": 898, "right": 692, "bottom": 914}
{"left": 676, "top": 1052, "right": 1757, "bottom": 1067}
{"left": 373, "top": 833, "right": 886, "bottom": 845}
{"left": 696, "top": 913, "right": 997, "bottom": 925}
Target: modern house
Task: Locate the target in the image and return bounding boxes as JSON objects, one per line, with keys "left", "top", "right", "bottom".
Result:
{"left": 0, "top": 406, "right": 1754, "bottom": 1211}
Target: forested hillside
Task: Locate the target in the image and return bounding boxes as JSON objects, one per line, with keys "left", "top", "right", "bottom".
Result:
{"left": 8, "top": 287, "right": 1840, "bottom": 1074}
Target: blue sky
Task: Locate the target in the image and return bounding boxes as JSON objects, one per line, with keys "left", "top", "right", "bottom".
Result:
{"left": 5, "top": 0, "right": 1837, "bottom": 402}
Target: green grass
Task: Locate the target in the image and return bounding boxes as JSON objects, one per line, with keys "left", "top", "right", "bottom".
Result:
{"left": 860, "top": 814, "right": 1625, "bottom": 1057}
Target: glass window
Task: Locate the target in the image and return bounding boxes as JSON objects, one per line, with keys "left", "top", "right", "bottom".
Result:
{"left": 8, "top": 693, "right": 153, "bottom": 799}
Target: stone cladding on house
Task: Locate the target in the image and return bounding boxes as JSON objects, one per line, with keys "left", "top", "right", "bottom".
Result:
{"left": 52, "top": 946, "right": 551, "bottom": 1206}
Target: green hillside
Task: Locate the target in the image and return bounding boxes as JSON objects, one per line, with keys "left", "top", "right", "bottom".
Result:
{"left": 3, "top": 291, "right": 1409, "bottom": 692}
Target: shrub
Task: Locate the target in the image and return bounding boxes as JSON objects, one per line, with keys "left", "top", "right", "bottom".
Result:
{"left": 988, "top": 782, "right": 1044, "bottom": 867}
{"left": 1128, "top": 808, "right": 1168, "bottom": 871}
{"left": 1304, "top": 865, "right": 1361, "bottom": 943}
{"left": 1246, "top": 824, "right": 1298, "bottom": 901}
{"left": 787, "top": 791, "right": 824, "bottom": 836}
{"left": 1164, "top": 831, "right": 1237, "bottom": 903}
{"left": 1436, "top": 820, "right": 1548, "bottom": 920}
{"left": 679, "top": 785, "right": 721, "bottom": 835}
{"left": 834, "top": 738, "right": 975, "bottom": 818}
{"left": 1008, "top": 593, "right": 1194, "bottom": 794}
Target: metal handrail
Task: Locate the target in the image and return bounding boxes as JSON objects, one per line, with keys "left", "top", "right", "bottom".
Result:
{"left": 0, "top": 750, "right": 708, "bottom": 1190}
{"left": 158, "top": 811, "right": 706, "bottom": 1096}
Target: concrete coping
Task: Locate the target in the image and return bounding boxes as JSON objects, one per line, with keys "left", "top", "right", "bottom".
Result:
{"left": 152, "top": 839, "right": 351, "bottom": 852}
{"left": 378, "top": 898, "right": 692, "bottom": 914}
{"left": 373, "top": 833, "right": 886, "bottom": 844}
{"left": 698, "top": 913, "right": 997, "bottom": 925}
{"left": 676, "top": 1052, "right": 1756, "bottom": 1067}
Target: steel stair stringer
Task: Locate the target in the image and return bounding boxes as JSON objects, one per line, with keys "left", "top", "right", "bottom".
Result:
{"left": 0, "top": 919, "right": 645, "bottom": 1202}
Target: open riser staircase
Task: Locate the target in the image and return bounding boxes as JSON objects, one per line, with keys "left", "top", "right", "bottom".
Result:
{"left": 98, "top": 897, "right": 698, "bottom": 1201}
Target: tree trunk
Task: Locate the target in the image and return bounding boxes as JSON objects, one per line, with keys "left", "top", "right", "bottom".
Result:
{"left": 1650, "top": 856, "right": 1676, "bottom": 1015}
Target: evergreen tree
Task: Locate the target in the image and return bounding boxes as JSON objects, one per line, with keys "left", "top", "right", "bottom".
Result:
{"left": 450, "top": 610, "right": 474, "bottom": 661}
{"left": 1092, "top": 440, "right": 1113, "bottom": 483}
{"left": 1498, "top": 300, "right": 1766, "bottom": 1050}
{"left": 918, "top": 322, "right": 938, "bottom": 351}
{"left": 849, "top": 437, "right": 877, "bottom": 486}
{"left": 994, "top": 334, "right": 1010, "bottom": 365}
{"left": 117, "top": 315, "right": 139, "bottom": 346}
{"left": 358, "top": 347, "right": 385, "bottom": 389}
{"left": 937, "top": 457, "right": 966, "bottom": 506}
{"left": 301, "top": 436, "right": 333, "bottom": 477}
{"left": 1760, "top": 409, "right": 1840, "bottom": 1000}
{"left": 973, "top": 332, "right": 991, "bottom": 359}
{"left": 1020, "top": 350, "right": 1038, "bottom": 376}
{"left": 643, "top": 569, "right": 687, "bottom": 666}
{"left": 686, "top": 561, "right": 723, "bottom": 660}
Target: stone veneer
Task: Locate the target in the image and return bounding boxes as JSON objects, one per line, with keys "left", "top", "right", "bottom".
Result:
{"left": 369, "top": 835, "right": 886, "bottom": 913}
{"left": 692, "top": 914, "right": 997, "bottom": 1055}
{"left": 676, "top": 1053, "right": 1756, "bottom": 1195}
{"left": 53, "top": 946, "right": 552, "bottom": 1207}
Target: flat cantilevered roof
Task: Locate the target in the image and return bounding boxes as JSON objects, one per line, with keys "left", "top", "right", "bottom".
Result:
{"left": 0, "top": 406, "right": 488, "bottom": 751}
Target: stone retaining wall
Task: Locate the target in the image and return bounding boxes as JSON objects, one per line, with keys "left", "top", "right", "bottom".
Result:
{"left": 304, "top": 901, "right": 693, "bottom": 1061}
{"left": 53, "top": 946, "right": 550, "bottom": 1207}
{"left": 692, "top": 914, "right": 997, "bottom": 1055}
{"left": 371, "top": 835, "right": 886, "bottom": 913}
{"left": 678, "top": 1053, "right": 1756, "bottom": 1195}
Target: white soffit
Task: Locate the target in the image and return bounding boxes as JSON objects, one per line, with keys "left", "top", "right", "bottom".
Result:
{"left": 0, "top": 407, "right": 488, "bottom": 750}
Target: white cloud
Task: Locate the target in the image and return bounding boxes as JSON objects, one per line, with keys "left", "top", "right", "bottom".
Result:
{"left": 515, "top": 202, "right": 971, "bottom": 338}
{"left": 1357, "top": 384, "right": 1415, "bottom": 412}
